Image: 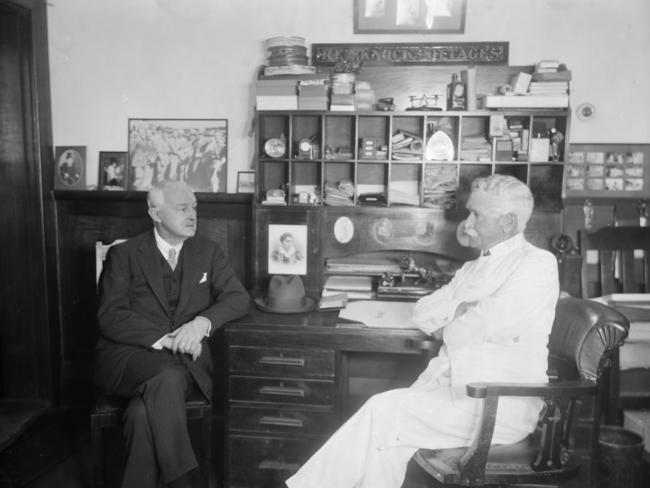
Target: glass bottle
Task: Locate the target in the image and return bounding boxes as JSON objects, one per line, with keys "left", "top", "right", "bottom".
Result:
{"left": 447, "top": 73, "right": 466, "bottom": 110}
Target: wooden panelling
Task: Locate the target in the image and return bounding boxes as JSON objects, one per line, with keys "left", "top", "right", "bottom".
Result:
{"left": 0, "top": 0, "right": 54, "bottom": 401}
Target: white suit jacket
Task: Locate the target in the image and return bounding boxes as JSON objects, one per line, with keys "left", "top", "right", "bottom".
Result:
{"left": 412, "top": 233, "right": 559, "bottom": 432}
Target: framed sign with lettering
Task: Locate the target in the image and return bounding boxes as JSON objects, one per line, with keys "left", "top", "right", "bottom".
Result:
{"left": 312, "top": 42, "right": 509, "bottom": 67}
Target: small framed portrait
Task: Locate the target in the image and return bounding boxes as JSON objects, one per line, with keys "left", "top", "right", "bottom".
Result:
{"left": 54, "top": 146, "right": 86, "bottom": 190}
{"left": 237, "top": 171, "right": 255, "bottom": 193}
{"left": 128, "top": 118, "right": 228, "bottom": 192}
{"left": 268, "top": 224, "right": 307, "bottom": 276}
{"left": 98, "top": 151, "right": 128, "bottom": 191}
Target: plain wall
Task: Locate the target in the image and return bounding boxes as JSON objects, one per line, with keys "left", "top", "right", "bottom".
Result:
{"left": 47, "top": 0, "right": 650, "bottom": 192}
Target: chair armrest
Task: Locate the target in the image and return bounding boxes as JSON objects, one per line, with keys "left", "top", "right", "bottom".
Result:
{"left": 456, "top": 378, "right": 598, "bottom": 485}
{"left": 466, "top": 380, "right": 598, "bottom": 399}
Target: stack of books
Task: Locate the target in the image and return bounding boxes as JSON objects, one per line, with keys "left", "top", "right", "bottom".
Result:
{"left": 260, "top": 189, "right": 287, "bottom": 206}
{"left": 532, "top": 60, "right": 572, "bottom": 82}
{"left": 325, "top": 256, "right": 401, "bottom": 274}
{"left": 322, "top": 275, "right": 375, "bottom": 300}
{"left": 460, "top": 135, "right": 491, "bottom": 161}
{"left": 262, "top": 36, "right": 316, "bottom": 77}
{"left": 298, "top": 81, "right": 328, "bottom": 110}
{"left": 323, "top": 180, "right": 354, "bottom": 206}
{"left": 528, "top": 81, "right": 570, "bottom": 96}
{"left": 391, "top": 131, "right": 422, "bottom": 160}
{"left": 507, "top": 118, "right": 530, "bottom": 159}
{"left": 256, "top": 78, "right": 297, "bottom": 110}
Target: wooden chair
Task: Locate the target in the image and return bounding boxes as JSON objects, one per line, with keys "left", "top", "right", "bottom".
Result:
{"left": 91, "top": 240, "right": 215, "bottom": 488}
{"left": 413, "top": 296, "right": 629, "bottom": 487}
{"left": 579, "top": 225, "right": 650, "bottom": 422}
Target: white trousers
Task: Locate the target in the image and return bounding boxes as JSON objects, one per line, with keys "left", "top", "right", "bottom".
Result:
{"left": 285, "top": 384, "right": 531, "bottom": 488}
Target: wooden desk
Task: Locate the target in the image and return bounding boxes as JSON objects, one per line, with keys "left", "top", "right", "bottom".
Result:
{"left": 224, "top": 308, "right": 435, "bottom": 488}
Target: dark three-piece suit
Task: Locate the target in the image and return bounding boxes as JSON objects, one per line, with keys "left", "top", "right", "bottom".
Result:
{"left": 95, "top": 230, "right": 250, "bottom": 487}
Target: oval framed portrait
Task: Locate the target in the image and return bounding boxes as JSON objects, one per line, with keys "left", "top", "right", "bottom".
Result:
{"left": 54, "top": 146, "right": 86, "bottom": 190}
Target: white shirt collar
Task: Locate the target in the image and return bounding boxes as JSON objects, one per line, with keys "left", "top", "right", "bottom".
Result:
{"left": 153, "top": 228, "right": 184, "bottom": 258}
{"left": 482, "top": 232, "right": 526, "bottom": 259}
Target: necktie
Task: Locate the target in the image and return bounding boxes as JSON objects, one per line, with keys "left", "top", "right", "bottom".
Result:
{"left": 481, "top": 249, "right": 491, "bottom": 257}
{"left": 168, "top": 248, "right": 177, "bottom": 271}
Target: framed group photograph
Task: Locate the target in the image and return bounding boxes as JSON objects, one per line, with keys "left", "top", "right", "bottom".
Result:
{"left": 237, "top": 171, "right": 255, "bottom": 193}
{"left": 98, "top": 151, "right": 128, "bottom": 191}
{"left": 354, "top": 0, "right": 466, "bottom": 34}
{"left": 128, "top": 118, "right": 228, "bottom": 192}
{"left": 54, "top": 146, "right": 86, "bottom": 190}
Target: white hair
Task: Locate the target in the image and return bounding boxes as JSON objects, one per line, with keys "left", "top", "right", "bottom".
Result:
{"left": 471, "top": 174, "right": 534, "bottom": 232}
{"left": 147, "top": 180, "right": 192, "bottom": 209}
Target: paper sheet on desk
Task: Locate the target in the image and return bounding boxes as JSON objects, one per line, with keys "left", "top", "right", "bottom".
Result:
{"left": 338, "top": 300, "right": 418, "bottom": 329}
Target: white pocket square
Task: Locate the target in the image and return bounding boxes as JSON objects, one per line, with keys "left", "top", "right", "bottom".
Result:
{"left": 199, "top": 272, "right": 207, "bottom": 284}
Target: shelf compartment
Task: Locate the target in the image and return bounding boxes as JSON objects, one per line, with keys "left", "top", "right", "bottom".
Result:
{"left": 424, "top": 115, "right": 459, "bottom": 162}
{"left": 358, "top": 115, "right": 389, "bottom": 161}
{"left": 258, "top": 115, "right": 289, "bottom": 158}
{"left": 457, "top": 163, "right": 492, "bottom": 208}
{"left": 459, "top": 115, "right": 490, "bottom": 162}
{"left": 392, "top": 115, "right": 425, "bottom": 162}
{"left": 291, "top": 115, "right": 321, "bottom": 159}
{"left": 259, "top": 160, "right": 288, "bottom": 203}
{"left": 423, "top": 163, "right": 458, "bottom": 210}
{"left": 324, "top": 115, "right": 355, "bottom": 160}
{"left": 495, "top": 163, "right": 528, "bottom": 184}
{"left": 357, "top": 162, "right": 388, "bottom": 206}
{"left": 290, "top": 161, "right": 321, "bottom": 205}
{"left": 389, "top": 163, "right": 421, "bottom": 207}
{"left": 531, "top": 115, "right": 568, "bottom": 163}
{"left": 529, "top": 163, "right": 564, "bottom": 211}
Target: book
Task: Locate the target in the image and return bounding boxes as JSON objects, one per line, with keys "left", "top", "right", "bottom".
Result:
{"left": 482, "top": 94, "right": 569, "bottom": 108}
{"left": 256, "top": 95, "right": 298, "bottom": 110}
{"left": 510, "top": 72, "right": 532, "bottom": 95}
{"left": 537, "top": 60, "right": 561, "bottom": 69}
{"left": 324, "top": 275, "right": 373, "bottom": 291}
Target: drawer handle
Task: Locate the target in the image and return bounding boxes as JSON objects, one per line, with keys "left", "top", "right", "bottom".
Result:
{"left": 259, "top": 386, "right": 305, "bottom": 398}
{"left": 258, "top": 356, "right": 305, "bottom": 367}
{"left": 258, "top": 460, "right": 301, "bottom": 471}
{"left": 258, "top": 416, "right": 304, "bottom": 428}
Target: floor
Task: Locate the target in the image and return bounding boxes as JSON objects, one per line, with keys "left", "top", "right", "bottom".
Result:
{"left": 22, "top": 448, "right": 599, "bottom": 488}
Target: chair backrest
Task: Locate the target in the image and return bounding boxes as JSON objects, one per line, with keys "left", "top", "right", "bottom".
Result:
{"left": 548, "top": 296, "right": 629, "bottom": 382}
{"left": 579, "top": 226, "right": 650, "bottom": 298}
{"left": 95, "top": 239, "right": 127, "bottom": 285}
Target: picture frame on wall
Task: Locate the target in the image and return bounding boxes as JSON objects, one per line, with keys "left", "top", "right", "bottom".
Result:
{"left": 98, "top": 151, "right": 128, "bottom": 191}
{"left": 354, "top": 0, "right": 466, "bottom": 34}
{"left": 128, "top": 118, "right": 228, "bottom": 192}
{"left": 54, "top": 146, "right": 86, "bottom": 190}
{"left": 237, "top": 171, "right": 255, "bottom": 193}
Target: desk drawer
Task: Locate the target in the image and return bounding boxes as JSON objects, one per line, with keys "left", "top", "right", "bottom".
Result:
{"left": 229, "top": 405, "right": 335, "bottom": 436}
{"left": 229, "top": 346, "right": 335, "bottom": 378}
{"left": 228, "top": 434, "right": 321, "bottom": 488}
{"left": 229, "top": 376, "right": 335, "bottom": 406}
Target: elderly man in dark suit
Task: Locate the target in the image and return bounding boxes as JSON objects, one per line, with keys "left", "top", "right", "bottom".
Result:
{"left": 95, "top": 180, "right": 250, "bottom": 488}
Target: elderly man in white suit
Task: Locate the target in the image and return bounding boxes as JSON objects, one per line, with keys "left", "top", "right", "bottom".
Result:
{"left": 286, "top": 174, "right": 559, "bottom": 488}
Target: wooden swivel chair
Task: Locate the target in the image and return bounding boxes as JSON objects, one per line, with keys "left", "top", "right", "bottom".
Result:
{"left": 90, "top": 240, "right": 215, "bottom": 488}
{"left": 413, "top": 296, "right": 629, "bottom": 487}
{"left": 579, "top": 225, "right": 650, "bottom": 423}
